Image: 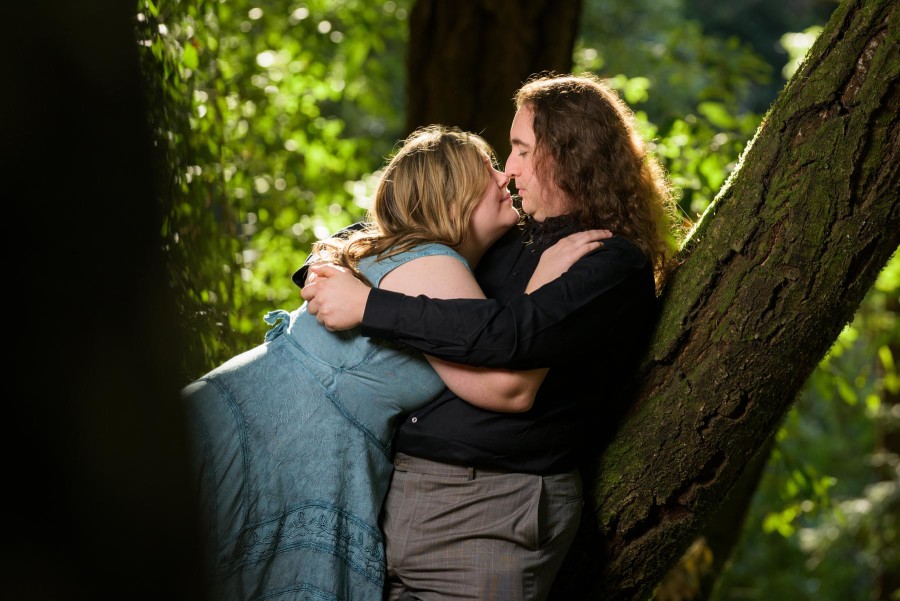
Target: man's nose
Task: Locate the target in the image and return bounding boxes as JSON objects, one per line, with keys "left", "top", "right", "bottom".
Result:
{"left": 504, "top": 155, "right": 517, "bottom": 178}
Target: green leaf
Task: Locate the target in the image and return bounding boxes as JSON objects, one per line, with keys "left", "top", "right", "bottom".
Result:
{"left": 697, "top": 101, "right": 735, "bottom": 129}
{"left": 183, "top": 43, "right": 199, "bottom": 70}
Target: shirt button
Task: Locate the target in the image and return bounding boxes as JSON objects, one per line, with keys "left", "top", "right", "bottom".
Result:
{"left": 411, "top": 417, "right": 418, "bottom": 423}
{"left": 511, "top": 272, "right": 518, "bottom": 278}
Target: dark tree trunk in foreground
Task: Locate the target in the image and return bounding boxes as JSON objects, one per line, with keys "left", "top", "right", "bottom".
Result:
{"left": 549, "top": 0, "right": 900, "bottom": 598}
{"left": 6, "top": 2, "right": 206, "bottom": 600}
{"left": 406, "top": 0, "right": 582, "bottom": 157}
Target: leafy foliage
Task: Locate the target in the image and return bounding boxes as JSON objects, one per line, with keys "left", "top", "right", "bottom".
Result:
{"left": 574, "top": 0, "right": 769, "bottom": 220}
{"left": 682, "top": 0, "right": 839, "bottom": 112}
{"left": 138, "top": 0, "right": 410, "bottom": 380}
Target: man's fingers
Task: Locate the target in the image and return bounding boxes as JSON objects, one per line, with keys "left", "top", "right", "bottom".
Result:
{"left": 307, "top": 263, "right": 346, "bottom": 278}
{"left": 307, "top": 264, "right": 330, "bottom": 279}
{"left": 300, "top": 281, "right": 318, "bottom": 302}
{"left": 312, "top": 306, "right": 337, "bottom": 331}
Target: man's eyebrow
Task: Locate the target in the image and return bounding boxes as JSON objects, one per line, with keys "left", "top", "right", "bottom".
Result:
{"left": 510, "top": 137, "right": 532, "bottom": 148}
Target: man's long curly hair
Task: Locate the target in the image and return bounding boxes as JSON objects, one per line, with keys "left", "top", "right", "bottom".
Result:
{"left": 516, "top": 73, "right": 683, "bottom": 288}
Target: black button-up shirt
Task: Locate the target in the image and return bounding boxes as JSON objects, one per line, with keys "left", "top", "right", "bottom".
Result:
{"left": 359, "top": 216, "right": 658, "bottom": 474}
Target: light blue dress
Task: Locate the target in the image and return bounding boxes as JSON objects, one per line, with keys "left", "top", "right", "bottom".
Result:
{"left": 182, "top": 244, "right": 468, "bottom": 601}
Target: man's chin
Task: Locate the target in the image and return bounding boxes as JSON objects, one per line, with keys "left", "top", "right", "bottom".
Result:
{"left": 520, "top": 200, "right": 536, "bottom": 218}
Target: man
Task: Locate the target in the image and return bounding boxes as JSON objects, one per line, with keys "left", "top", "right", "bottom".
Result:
{"left": 299, "top": 73, "right": 677, "bottom": 601}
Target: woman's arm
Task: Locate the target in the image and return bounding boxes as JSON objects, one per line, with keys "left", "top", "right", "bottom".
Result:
{"left": 422, "top": 357, "right": 547, "bottom": 413}
{"left": 378, "top": 254, "right": 548, "bottom": 413}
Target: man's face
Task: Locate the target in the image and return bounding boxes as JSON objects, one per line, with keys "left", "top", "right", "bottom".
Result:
{"left": 505, "top": 105, "right": 567, "bottom": 221}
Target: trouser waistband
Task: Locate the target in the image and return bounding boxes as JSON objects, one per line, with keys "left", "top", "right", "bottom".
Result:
{"left": 393, "top": 452, "right": 551, "bottom": 479}
{"left": 394, "top": 453, "right": 518, "bottom": 479}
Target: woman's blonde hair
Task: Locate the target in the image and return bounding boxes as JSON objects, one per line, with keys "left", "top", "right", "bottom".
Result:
{"left": 313, "top": 125, "right": 496, "bottom": 282}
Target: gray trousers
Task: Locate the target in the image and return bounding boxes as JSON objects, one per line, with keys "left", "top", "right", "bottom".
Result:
{"left": 382, "top": 453, "right": 584, "bottom": 601}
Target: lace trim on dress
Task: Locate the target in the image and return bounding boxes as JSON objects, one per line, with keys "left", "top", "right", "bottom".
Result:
{"left": 217, "top": 501, "right": 385, "bottom": 586}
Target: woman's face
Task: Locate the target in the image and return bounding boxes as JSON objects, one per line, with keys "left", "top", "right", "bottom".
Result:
{"left": 465, "top": 155, "right": 519, "bottom": 254}
{"left": 505, "top": 105, "right": 568, "bottom": 221}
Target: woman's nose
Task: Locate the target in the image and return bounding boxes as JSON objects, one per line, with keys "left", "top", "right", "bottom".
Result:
{"left": 495, "top": 169, "right": 510, "bottom": 188}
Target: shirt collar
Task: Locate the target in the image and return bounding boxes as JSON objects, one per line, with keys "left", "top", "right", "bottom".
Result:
{"left": 520, "top": 213, "right": 580, "bottom": 248}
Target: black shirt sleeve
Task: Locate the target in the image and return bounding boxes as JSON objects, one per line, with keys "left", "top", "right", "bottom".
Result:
{"left": 360, "top": 237, "right": 656, "bottom": 369}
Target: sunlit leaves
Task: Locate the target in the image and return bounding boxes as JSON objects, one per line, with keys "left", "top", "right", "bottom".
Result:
{"left": 763, "top": 502, "right": 803, "bottom": 537}
{"left": 781, "top": 26, "right": 824, "bottom": 79}
{"left": 880, "top": 346, "right": 898, "bottom": 395}
{"left": 181, "top": 40, "right": 198, "bottom": 70}
{"left": 142, "top": 0, "right": 411, "bottom": 376}
{"left": 606, "top": 74, "right": 651, "bottom": 105}
{"left": 578, "top": 4, "right": 768, "bottom": 224}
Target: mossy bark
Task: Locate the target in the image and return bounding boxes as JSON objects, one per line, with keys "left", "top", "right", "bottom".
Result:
{"left": 550, "top": 0, "right": 900, "bottom": 598}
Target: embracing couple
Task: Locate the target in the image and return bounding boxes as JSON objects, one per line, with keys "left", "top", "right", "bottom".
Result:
{"left": 182, "top": 72, "right": 679, "bottom": 601}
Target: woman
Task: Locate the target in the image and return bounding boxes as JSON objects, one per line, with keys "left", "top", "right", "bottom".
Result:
{"left": 182, "top": 125, "right": 602, "bottom": 601}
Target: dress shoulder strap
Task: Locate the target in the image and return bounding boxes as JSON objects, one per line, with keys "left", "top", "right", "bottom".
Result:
{"left": 358, "top": 243, "right": 470, "bottom": 288}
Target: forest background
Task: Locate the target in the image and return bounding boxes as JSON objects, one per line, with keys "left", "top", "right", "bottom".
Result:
{"left": 6, "top": 1, "right": 896, "bottom": 600}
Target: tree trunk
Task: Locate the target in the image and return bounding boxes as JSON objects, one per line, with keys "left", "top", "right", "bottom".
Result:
{"left": 550, "top": 0, "right": 900, "bottom": 598}
{"left": 406, "top": 0, "right": 582, "bottom": 158}
{"left": 652, "top": 433, "right": 776, "bottom": 601}
{"left": 7, "top": 1, "right": 207, "bottom": 599}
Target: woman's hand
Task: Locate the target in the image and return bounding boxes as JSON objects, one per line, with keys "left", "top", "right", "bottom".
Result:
{"left": 526, "top": 229, "right": 612, "bottom": 293}
{"left": 301, "top": 264, "right": 371, "bottom": 330}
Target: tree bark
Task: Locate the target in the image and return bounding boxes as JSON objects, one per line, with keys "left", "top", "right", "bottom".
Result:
{"left": 652, "top": 433, "right": 775, "bottom": 601}
{"left": 550, "top": 0, "right": 900, "bottom": 598}
{"left": 406, "top": 0, "right": 582, "bottom": 158}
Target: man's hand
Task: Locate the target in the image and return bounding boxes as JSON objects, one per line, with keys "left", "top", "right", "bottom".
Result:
{"left": 301, "top": 264, "right": 372, "bottom": 331}
{"left": 525, "top": 229, "right": 612, "bottom": 293}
